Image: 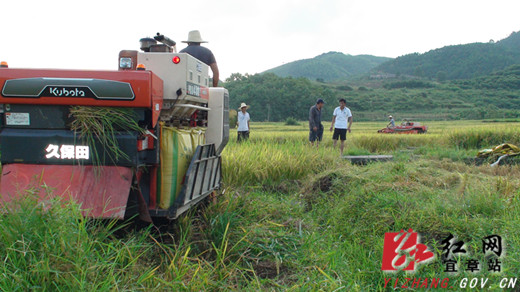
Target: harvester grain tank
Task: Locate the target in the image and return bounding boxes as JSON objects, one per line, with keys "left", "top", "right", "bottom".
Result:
{"left": 0, "top": 33, "right": 229, "bottom": 221}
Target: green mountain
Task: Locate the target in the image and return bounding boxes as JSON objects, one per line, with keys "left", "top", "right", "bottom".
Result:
{"left": 225, "top": 64, "right": 520, "bottom": 122}
{"left": 263, "top": 52, "right": 391, "bottom": 82}
{"left": 497, "top": 30, "right": 520, "bottom": 48}
{"left": 375, "top": 31, "right": 520, "bottom": 80}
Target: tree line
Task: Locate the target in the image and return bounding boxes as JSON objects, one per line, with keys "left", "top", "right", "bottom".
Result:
{"left": 225, "top": 73, "right": 337, "bottom": 122}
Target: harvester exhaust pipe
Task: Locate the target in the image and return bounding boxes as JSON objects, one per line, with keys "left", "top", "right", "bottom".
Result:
{"left": 154, "top": 33, "right": 176, "bottom": 47}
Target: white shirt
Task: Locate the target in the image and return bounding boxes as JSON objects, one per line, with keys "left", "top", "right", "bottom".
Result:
{"left": 333, "top": 106, "right": 352, "bottom": 129}
{"left": 237, "top": 111, "right": 250, "bottom": 131}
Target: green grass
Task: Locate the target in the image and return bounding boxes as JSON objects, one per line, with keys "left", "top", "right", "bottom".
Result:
{"left": 0, "top": 187, "right": 158, "bottom": 290}
{"left": 2, "top": 120, "right": 520, "bottom": 290}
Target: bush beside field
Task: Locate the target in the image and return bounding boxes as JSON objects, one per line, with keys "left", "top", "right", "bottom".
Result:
{"left": 2, "top": 121, "right": 520, "bottom": 290}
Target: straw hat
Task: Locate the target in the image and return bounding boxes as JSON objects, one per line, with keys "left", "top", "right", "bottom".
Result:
{"left": 182, "top": 30, "right": 208, "bottom": 43}
{"left": 238, "top": 102, "right": 249, "bottom": 110}
{"left": 388, "top": 115, "right": 393, "bottom": 118}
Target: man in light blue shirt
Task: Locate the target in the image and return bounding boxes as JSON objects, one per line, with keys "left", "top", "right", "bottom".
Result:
{"left": 330, "top": 98, "right": 352, "bottom": 156}
{"left": 387, "top": 115, "right": 396, "bottom": 128}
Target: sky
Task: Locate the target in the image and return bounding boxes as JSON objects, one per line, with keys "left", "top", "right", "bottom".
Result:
{"left": 1, "top": 0, "right": 520, "bottom": 80}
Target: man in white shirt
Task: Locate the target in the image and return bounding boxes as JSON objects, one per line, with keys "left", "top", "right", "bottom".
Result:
{"left": 237, "top": 102, "right": 250, "bottom": 142}
{"left": 329, "top": 98, "right": 353, "bottom": 156}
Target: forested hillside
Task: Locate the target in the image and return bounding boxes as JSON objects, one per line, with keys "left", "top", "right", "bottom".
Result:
{"left": 225, "top": 65, "right": 520, "bottom": 122}
{"left": 454, "top": 64, "right": 520, "bottom": 89}
{"left": 225, "top": 73, "right": 336, "bottom": 122}
{"left": 264, "top": 52, "right": 390, "bottom": 82}
{"left": 374, "top": 31, "right": 520, "bottom": 80}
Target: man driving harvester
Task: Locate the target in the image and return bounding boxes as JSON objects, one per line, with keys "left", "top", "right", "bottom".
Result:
{"left": 387, "top": 115, "right": 395, "bottom": 128}
{"left": 180, "top": 30, "right": 220, "bottom": 87}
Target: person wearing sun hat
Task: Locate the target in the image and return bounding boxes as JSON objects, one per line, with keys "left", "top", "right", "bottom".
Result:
{"left": 387, "top": 115, "right": 395, "bottom": 128}
{"left": 237, "top": 102, "right": 251, "bottom": 142}
{"left": 180, "top": 30, "right": 220, "bottom": 87}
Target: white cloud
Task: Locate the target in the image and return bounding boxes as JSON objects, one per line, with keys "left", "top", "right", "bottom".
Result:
{"left": 1, "top": 0, "right": 519, "bottom": 79}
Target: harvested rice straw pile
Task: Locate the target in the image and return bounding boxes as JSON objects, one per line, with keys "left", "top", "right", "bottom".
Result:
{"left": 69, "top": 106, "right": 145, "bottom": 165}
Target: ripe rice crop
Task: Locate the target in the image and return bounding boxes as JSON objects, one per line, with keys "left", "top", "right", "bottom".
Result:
{"left": 222, "top": 139, "right": 338, "bottom": 186}
{"left": 223, "top": 120, "right": 520, "bottom": 186}
{"left": 447, "top": 126, "right": 520, "bottom": 149}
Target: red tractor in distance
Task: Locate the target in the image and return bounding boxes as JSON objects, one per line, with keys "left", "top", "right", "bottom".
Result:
{"left": 378, "top": 119, "right": 428, "bottom": 134}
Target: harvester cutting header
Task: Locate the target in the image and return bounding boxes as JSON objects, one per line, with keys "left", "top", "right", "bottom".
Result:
{"left": 0, "top": 33, "right": 229, "bottom": 221}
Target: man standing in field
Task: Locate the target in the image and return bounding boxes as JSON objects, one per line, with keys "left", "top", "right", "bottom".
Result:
{"left": 330, "top": 98, "right": 352, "bottom": 156}
{"left": 309, "top": 99, "right": 325, "bottom": 148}
{"left": 237, "top": 102, "right": 250, "bottom": 142}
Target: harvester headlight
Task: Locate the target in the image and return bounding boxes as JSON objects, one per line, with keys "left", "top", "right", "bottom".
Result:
{"left": 119, "top": 57, "right": 133, "bottom": 69}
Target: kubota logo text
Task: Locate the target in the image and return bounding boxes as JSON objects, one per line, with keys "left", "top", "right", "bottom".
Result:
{"left": 48, "top": 86, "right": 86, "bottom": 97}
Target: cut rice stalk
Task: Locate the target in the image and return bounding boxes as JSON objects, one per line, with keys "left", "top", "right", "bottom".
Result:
{"left": 69, "top": 106, "right": 145, "bottom": 166}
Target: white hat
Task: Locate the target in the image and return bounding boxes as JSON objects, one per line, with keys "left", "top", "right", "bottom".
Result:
{"left": 238, "top": 102, "right": 249, "bottom": 110}
{"left": 388, "top": 115, "right": 393, "bottom": 118}
{"left": 182, "top": 30, "right": 208, "bottom": 43}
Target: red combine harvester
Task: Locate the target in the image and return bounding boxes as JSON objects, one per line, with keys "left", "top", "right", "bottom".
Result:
{"left": 0, "top": 33, "right": 229, "bottom": 221}
{"left": 378, "top": 119, "right": 428, "bottom": 134}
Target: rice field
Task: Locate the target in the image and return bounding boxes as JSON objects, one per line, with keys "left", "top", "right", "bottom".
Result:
{"left": 223, "top": 120, "right": 520, "bottom": 186}
{"left": 3, "top": 120, "right": 520, "bottom": 290}
{"left": 216, "top": 120, "right": 520, "bottom": 290}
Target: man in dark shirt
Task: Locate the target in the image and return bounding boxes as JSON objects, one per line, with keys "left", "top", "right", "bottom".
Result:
{"left": 309, "top": 98, "right": 325, "bottom": 148}
{"left": 180, "top": 30, "right": 220, "bottom": 87}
